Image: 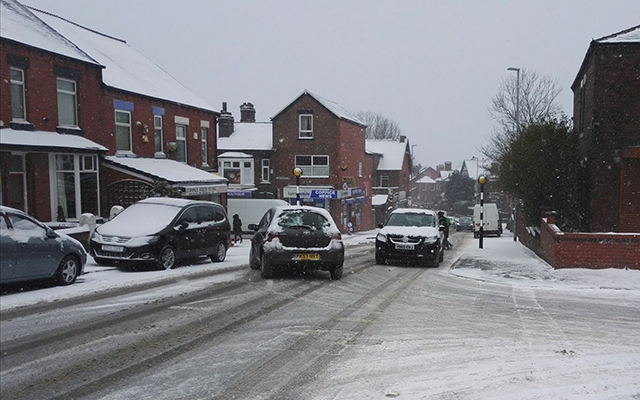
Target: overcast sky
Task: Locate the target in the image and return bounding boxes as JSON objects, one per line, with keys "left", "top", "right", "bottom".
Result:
{"left": 23, "top": 0, "right": 640, "bottom": 169}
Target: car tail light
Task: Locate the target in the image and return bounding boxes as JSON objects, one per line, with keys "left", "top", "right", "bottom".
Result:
{"left": 266, "top": 231, "right": 279, "bottom": 242}
{"left": 332, "top": 232, "right": 342, "bottom": 241}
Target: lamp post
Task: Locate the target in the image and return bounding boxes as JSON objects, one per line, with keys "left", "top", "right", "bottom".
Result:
{"left": 508, "top": 67, "right": 520, "bottom": 242}
{"left": 478, "top": 175, "right": 487, "bottom": 249}
{"left": 293, "top": 167, "right": 302, "bottom": 206}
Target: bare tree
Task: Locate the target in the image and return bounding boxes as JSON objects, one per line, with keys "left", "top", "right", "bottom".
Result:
{"left": 482, "top": 69, "right": 563, "bottom": 162}
{"left": 354, "top": 110, "right": 402, "bottom": 140}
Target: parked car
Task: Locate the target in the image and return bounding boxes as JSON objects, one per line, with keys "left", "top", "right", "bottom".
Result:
{"left": 90, "top": 197, "right": 230, "bottom": 269}
{"left": 375, "top": 208, "right": 444, "bottom": 267}
{"left": 456, "top": 216, "right": 473, "bottom": 231}
{"left": 248, "top": 205, "right": 344, "bottom": 279}
{"left": 0, "top": 206, "right": 86, "bottom": 286}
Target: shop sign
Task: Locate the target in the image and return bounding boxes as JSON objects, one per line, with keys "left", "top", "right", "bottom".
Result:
{"left": 181, "top": 184, "right": 227, "bottom": 196}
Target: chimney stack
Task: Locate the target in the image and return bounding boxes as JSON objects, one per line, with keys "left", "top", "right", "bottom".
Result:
{"left": 218, "top": 102, "right": 235, "bottom": 137}
{"left": 444, "top": 161, "right": 452, "bottom": 171}
{"left": 240, "top": 102, "right": 256, "bottom": 123}
{"left": 399, "top": 135, "right": 406, "bottom": 143}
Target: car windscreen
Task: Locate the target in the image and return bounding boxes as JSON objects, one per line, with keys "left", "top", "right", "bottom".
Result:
{"left": 387, "top": 213, "right": 435, "bottom": 227}
{"left": 100, "top": 203, "right": 182, "bottom": 236}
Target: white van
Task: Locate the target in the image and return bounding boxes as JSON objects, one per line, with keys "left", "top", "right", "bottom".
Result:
{"left": 227, "top": 198, "right": 289, "bottom": 232}
{"left": 473, "top": 203, "right": 502, "bottom": 238}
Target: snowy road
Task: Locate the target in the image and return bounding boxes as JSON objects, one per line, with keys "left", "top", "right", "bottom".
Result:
{"left": 1, "top": 232, "right": 639, "bottom": 399}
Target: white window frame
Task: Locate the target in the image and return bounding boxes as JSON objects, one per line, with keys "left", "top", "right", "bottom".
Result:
{"left": 56, "top": 77, "right": 78, "bottom": 127}
{"left": 201, "top": 126, "right": 208, "bottom": 166}
{"left": 10, "top": 67, "right": 26, "bottom": 121}
{"left": 50, "top": 153, "right": 100, "bottom": 220}
{"left": 115, "top": 110, "right": 132, "bottom": 152}
{"left": 261, "top": 159, "right": 270, "bottom": 182}
{"left": 380, "top": 174, "right": 390, "bottom": 187}
{"left": 295, "top": 155, "right": 329, "bottom": 178}
{"left": 219, "top": 157, "right": 254, "bottom": 186}
{"left": 154, "top": 115, "right": 163, "bottom": 154}
{"left": 299, "top": 114, "right": 313, "bottom": 139}
{"left": 176, "top": 124, "right": 187, "bottom": 163}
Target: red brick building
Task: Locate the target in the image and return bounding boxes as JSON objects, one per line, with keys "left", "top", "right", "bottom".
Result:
{"left": 1, "top": 1, "right": 225, "bottom": 222}
{"left": 270, "top": 91, "right": 374, "bottom": 233}
{"left": 572, "top": 24, "right": 640, "bottom": 233}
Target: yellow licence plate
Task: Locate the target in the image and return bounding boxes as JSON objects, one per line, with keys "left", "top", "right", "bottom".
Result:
{"left": 293, "top": 253, "right": 321, "bottom": 261}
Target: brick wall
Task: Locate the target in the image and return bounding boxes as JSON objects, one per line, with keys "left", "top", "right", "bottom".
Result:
{"left": 539, "top": 214, "right": 640, "bottom": 270}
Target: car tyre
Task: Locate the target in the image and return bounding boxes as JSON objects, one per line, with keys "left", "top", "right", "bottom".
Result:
{"left": 158, "top": 245, "right": 176, "bottom": 270}
{"left": 260, "top": 251, "right": 274, "bottom": 279}
{"left": 55, "top": 255, "right": 80, "bottom": 285}
{"left": 330, "top": 263, "right": 343, "bottom": 280}
{"left": 210, "top": 241, "right": 227, "bottom": 262}
{"left": 249, "top": 246, "right": 260, "bottom": 270}
{"left": 375, "top": 252, "right": 386, "bottom": 265}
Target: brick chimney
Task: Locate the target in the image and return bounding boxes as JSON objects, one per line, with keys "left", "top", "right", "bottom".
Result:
{"left": 436, "top": 164, "right": 444, "bottom": 172}
{"left": 218, "top": 102, "right": 234, "bottom": 137}
{"left": 399, "top": 135, "right": 406, "bottom": 143}
{"left": 240, "top": 102, "right": 256, "bottom": 123}
{"left": 444, "top": 161, "right": 452, "bottom": 171}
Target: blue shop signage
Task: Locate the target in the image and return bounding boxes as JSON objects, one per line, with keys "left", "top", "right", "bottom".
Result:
{"left": 311, "top": 189, "right": 338, "bottom": 199}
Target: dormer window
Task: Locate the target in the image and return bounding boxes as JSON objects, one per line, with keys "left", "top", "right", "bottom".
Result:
{"left": 299, "top": 114, "right": 313, "bottom": 138}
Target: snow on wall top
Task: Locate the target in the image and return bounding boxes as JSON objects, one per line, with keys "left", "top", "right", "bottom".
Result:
{"left": 18, "top": 3, "right": 214, "bottom": 111}
{"left": 0, "top": 0, "right": 97, "bottom": 65}
{"left": 596, "top": 24, "right": 640, "bottom": 43}
{"left": 217, "top": 122, "right": 273, "bottom": 151}
{"left": 366, "top": 139, "right": 408, "bottom": 171}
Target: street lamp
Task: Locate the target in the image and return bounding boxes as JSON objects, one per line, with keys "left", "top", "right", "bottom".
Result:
{"left": 293, "top": 167, "right": 302, "bottom": 206}
{"left": 507, "top": 67, "right": 520, "bottom": 242}
{"left": 478, "top": 175, "right": 487, "bottom": 249}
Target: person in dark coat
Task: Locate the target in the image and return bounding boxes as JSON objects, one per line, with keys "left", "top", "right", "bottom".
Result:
{"left": 232, "top": 214, "right": 243, "bottom": 243}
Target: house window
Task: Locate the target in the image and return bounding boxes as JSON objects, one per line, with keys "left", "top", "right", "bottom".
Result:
{"left": 201, "top": 127, "right": 208, "bottom": 166}
{"left": 115, "top": 110, "right": 132, "bottom": 152}
{"left": 57, "top": 77, "right": 77, "bottom": 126}
{"left": 52, "top": 154, "right": 99, "bottom": 220}
{"left": 9, "top": 154, "right": 26, "bottom": 211}
{"left": 176, "top": 124, "right": 187, "bottom": 162}
{"left": 295, "top": 155, "right": 329, "bottom": 177}
{"left": 299, "top": 114, "right": 313, "bottom": 138}
{"left": 261, "top": 159, "right": 270, "bottom": 182}
{"left": 380, "top": 174, "right": 389, "bottom": 187}
{"left": 154, "top": 115, "right": 163, "bottom": 153}
{"left": 10, "top": 67, "right": 26, "bottom": 121}
{"left": 219, "top": 158, "right": 254, "bottom": 185}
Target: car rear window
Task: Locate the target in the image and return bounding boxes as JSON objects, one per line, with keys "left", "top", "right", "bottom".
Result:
{"left": 277, "top": 210, "right": 329, "bottom": 229}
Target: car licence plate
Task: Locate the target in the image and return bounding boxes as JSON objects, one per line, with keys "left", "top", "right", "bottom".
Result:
{"left": 395, "top": 243, "right": 414, "bottom": 250}
{"left": 292, "top": 253, "right": 320, "bottom": 261}
{"left": 102, "top": 245, "right": 124, "bottom": 252}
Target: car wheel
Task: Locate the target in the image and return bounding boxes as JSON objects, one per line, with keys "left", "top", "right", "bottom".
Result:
{"left": 330, "top": 263, "right": 343, "bottom": 280}
{"left": 158, "top": 245, "right": 176, "bottom": 270}
{"left": 55, "top": 255, "right": 80, "bottom": 285}
{"left": 375, "top": 252, "right": 385, "bottom": 265}
{"left": 249, "top": 246, "right": 260, "bottom": 270}
{"left": 260, "top": 251, "right": 274, "bottom": 279}
{"left": 210, "top": 241, "right": 227, "bottom": 262}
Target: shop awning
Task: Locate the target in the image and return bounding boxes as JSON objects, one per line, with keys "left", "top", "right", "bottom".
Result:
{"left": 103, "top": 155, "right": 227, "bottom": 194}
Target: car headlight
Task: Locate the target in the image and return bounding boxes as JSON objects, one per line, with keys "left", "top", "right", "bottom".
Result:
{"left": 423, "top": 235, "right": 438, "bottom": 244}
{"left": 376, "top": 233, "right": 387, "bottom": 242}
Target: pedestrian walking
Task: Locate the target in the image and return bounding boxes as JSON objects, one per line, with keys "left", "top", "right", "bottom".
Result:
{"left": 438, "top": 211, "right": 453, "bottom": 250}
{"left": 232, "top": 214, "right": 243, "bottom": 243}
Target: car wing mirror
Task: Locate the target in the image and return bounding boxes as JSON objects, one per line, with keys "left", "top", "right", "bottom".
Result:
{"left": 377, "top": 223, "right": 384, "bottom": 229}
{"left": 45, "top": 227, "right": 59, "bottom": 238}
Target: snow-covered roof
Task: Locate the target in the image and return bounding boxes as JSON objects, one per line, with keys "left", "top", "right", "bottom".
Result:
{"left": 372, "top": 194, "right": 388, "bottom": 205}
{"left": 416, "top": 176, "right": 436, "bottom": 184}
{"left": 217, "top": 122, "right": 273, "bottom": 151}
{"left": 460, "top": 158, "right": 490, "bottom": 180}
{"left": 439, "top": 170, "right": 454, "bottom": 180}
{"left": 20, "top": 4, "right": 214, "bottom": 111}
{"left": 104, "top": 156, "right": 226, "bottom": 184}
{"left": 366, "top": 139, "right": 409, "bottom": 171}
{"left": 0, "top": 0, "right": 98, "bottom": 65}
{"left": 272, "top": 91, "right": 365, "bottom": 127}
{"left": 0, "top": 128, "right": 108, "bottom": 152}
{"left": 218, "top": 152, "right": 253, "bottom": 159}
{"left": 596, "top": 24, "right": 640, "bottom": 43}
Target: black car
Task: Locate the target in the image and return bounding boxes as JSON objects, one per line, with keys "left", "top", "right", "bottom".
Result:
{"left": 456, "top": 216, "right": 473, "bottom": 231}
{"left": 375, "top": 208, "right": 444, "bottom": 267}
{"left": 248, "top": 205, "right": 344, "bottom": 280}
{"left": 90, "top": 197, "right": 230, "bottom": 269}
{"left": 1, "top": 206, "right": 86, "bottom": 286}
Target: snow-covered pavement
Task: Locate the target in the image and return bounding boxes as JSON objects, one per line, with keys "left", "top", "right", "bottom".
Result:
{"left": 2, "top": 230, "right": 639, "bottom": 312}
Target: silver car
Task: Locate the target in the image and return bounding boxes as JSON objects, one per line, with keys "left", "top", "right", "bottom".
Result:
{"left": 0, "top": 206, "right": 87, "bottom": 286}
